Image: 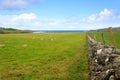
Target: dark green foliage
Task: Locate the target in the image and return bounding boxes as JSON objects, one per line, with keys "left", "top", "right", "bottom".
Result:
{"left": 0, "top": 27, "right": 32, "bottom": 34}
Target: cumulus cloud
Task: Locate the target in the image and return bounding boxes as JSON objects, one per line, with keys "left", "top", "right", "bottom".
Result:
{"left": 80, "top": 8, "right": 120, "bottom": 29}
{"left": 83, "top": 8, "right": 114, "bottom": 22}
{"left": 0, "top": 8, "right": 120, "bottom": 30}
{"left": 13, "top": 13, "right": 37, "bottom": 21}
{"left": 0, "top": 13, "right": 64, "bottom": 30}
{"left": 0, "top": 0, "right": 39, "bottom": 10}
{"left": 0, "top": 13, "right": 38, "bottom": 28}
{"left": 0, "top": 13, "right": 85, "bottom": 30}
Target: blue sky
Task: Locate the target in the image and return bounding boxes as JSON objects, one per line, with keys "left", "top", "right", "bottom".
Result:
{"left": 0, "top": 0, "right": 120, "bottom": 30}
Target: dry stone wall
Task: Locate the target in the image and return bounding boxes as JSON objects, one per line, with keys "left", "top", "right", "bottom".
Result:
{"left": 87, "top": 36, "right": 120, "bottom": 80}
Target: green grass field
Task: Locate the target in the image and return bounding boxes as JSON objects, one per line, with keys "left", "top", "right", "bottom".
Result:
{"left": 88, "top": 32, "right": 120, "bottom": 48}
{"left": 0, "top": 33, "right": 90, "bottom": 80}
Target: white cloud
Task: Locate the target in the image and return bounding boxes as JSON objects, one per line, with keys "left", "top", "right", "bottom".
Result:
{"left": 0, "top": 13, "right": 65, "bottom": 30}
{"left": 83, "top": 8, "right": 114, "bottom": 22}
{"left": 13, "top": 13, "right": 37, "bottom": 21}
{"left": 87, "top": 14, "right": 97, "bottom": 22}
{"left": 0, "top": 0, "right": 39, "bottom": 10}
{"left": 80, "top": 8, "right": 120, "bottom": 29}
{"left": 0, "top": 13, "right": 38, "bottom": 28}
{"left": 98, "top": 8, "right": 113, "bottom": 21}
{"left": 0, "top": 8, "right": 120, "bottom": 30}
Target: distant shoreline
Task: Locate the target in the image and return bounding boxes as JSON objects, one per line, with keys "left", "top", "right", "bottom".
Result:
{"left": 33, "top": 30, "right": 89, "bottom": 33}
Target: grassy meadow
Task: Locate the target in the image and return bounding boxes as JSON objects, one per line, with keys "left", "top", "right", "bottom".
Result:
{"left": 89, "top": 32, "right": 120, "bottom": 48}
{"left": 0, "top": 33, "right": 90, "bottom": 80}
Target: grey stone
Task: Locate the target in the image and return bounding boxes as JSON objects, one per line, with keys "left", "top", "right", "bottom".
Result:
{"left": 87, "top": 35, "right": 120, "bottom": 80}
{"left": 114, "top": 67, "right": 120, "bottom": 79}
{"left": 116, "top": 49, "right": 120, "bottom": 54}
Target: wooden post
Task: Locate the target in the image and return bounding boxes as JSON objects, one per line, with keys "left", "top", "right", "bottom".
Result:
{"left": 94, "top": 35, "right": 96, "bottom": 40}
{"left": 101, "top": 32, "right": 105, "bottom": 44}
{"left": 93, "top": 32, "right": 96, "bottom": 40}
{"left": 109, "top": 27, "right": 116, "bottom": 47}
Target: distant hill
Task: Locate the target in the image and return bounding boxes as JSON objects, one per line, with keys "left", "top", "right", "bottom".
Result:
{"left": 90, "top": 27, "right": 120, "bottom": 32}
{"left": 0, "top": 27, "right": 33, "bottom": 34}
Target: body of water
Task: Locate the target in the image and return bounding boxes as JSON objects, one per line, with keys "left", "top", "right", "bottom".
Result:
{"left": 33, "top": 30, "right": 89, "bottom": 33}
